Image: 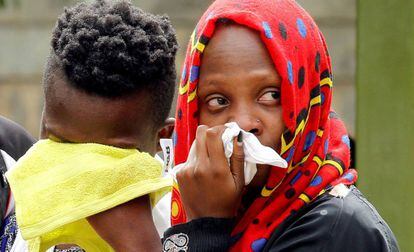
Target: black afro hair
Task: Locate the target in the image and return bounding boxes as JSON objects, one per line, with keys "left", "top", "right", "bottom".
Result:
{"left": 46, "top": 0, "right": 178, "bottom": 126}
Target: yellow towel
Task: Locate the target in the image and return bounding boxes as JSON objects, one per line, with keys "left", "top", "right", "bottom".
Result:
{"left": 6, "top": 139, "right": 172, "bottom": 252}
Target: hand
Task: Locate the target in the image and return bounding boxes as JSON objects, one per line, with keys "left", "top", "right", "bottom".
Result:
{"left": 176, "top": 125, "right": 245, "bottom": 220}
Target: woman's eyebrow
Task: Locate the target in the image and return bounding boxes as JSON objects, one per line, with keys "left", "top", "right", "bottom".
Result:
{"left": 200, "top": 75, "right": 226, "bottom": 85}
{"left": 253, "top": 71, "right": 281, "bottom": 83}
{"left": 198, "top": 79, "right": 227, "bottom": 92}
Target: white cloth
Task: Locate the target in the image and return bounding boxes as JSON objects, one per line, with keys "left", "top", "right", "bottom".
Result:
{"left": 151, "top": 192, "right": 171, "bottom": 237}
{"left": 10, "top": 231, "right": 28, "bottom": 252}
{"left": 173, "top": 122, "right": 288, "bottom": 185}
{"left": 221, "top": 122, "right": 288, "bottom": 184}
{"left": 0, "top": 150, "right": 29, "bottom": 252}
{"left": 0, "top": 150, "right": 16, "bottom": 217}
{"left": 152, "top": 154, "right": 172, "bottom": 237}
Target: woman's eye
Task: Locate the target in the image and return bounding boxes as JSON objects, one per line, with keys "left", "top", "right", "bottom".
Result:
{"left": 259, "top": 90, "right": 281, "bottom": 102}
{"left": 207, "top": 97, "right": 229, "bottom": 107}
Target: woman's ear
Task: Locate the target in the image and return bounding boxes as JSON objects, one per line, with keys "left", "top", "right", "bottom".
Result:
{"left": 156, "top": 118, "right": 175, "bottom": 152}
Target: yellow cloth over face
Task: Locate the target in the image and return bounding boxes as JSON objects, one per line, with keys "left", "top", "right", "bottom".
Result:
{"left": 6, "top": 139, "right": 172, "bottom": 252}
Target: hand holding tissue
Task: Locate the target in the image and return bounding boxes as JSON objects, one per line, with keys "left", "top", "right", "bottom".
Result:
{"left": 174, "top": 122, "right": 287, "bottom": 185}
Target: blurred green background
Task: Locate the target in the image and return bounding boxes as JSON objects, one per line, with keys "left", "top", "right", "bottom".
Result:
{"left": 357, "top": 0, "right": 414, "bottom": 251}
{"left": 1, "top": 0, "right": 412, "bottom": 251}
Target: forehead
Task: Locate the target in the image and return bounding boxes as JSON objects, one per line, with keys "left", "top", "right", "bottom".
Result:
{"left": 199, "top": 24, "right": 280, "bottom": 87}
{"left": 203, "top": 24, "right": 273, "bottom": 68}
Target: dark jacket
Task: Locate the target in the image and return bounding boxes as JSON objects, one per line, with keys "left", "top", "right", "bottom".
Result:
{"left": 163, "top": 186, "right": 399, "bottom": 252}
{"left": 0, "top": 116, "right": 35, "bottom": 161}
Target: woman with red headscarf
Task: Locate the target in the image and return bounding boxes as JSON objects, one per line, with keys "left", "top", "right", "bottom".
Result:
{"left": 162, "top": 0, "right": 398, "bottom": 251}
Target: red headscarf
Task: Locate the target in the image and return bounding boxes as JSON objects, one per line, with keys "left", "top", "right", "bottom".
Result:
{"left": 171, "top": 0, "right": 357, "bottom": 251}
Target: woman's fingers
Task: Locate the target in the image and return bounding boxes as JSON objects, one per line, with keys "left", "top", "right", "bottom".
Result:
{"left": 205, "top": 126, "right": 228, "bottom": 175}
{"left": 230, "top": 132, "right": 245, "bottom": 191}
{"left": 194, "top": 125, "right": 209, "bottom": 164}
{"left": 176, "top": 126, "right": 246, "bottom": 219}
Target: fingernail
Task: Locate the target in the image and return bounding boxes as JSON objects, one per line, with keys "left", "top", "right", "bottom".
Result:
{"left": 237, "top": 132, "right": 243, "bottom": 143}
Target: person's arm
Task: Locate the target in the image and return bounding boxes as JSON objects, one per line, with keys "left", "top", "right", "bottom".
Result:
{"left": 162, "top": 125, "right": 244, "bottom": 251}
{"left": 86, "top": 195, "right": 161, "bottom": 251}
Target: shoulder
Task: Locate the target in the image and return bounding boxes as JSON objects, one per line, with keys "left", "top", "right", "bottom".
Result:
{"left": 266, "top": 185, "right": 399, "bottom": 252}
{"left": 0, "top": 116, "right": 35, "bottom": 161}
{"left": 326, "top": 186, "right": 398, "bottom": 251}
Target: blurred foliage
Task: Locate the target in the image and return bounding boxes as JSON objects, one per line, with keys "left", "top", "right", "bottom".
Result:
{"left": 0, "top": 0, "right": 22, "bottom": 9}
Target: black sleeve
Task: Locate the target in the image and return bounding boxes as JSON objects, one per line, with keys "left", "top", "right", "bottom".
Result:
{"left": 266, "top": 187, "right": 399, "bottom": 252}
{"left": 162, "top": 218, "right": 234, "bottom": 252}
{"left": 0, "top": 116, "right": 36, "bottom": 160}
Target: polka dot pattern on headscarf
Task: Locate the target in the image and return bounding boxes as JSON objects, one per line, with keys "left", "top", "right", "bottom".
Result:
{"left": 172, "top": 1, "right": 357, "bottom": 251}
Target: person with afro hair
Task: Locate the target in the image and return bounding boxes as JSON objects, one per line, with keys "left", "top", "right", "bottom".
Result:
{"left": 5, "top": 0, "right": 178, "bottom": 251}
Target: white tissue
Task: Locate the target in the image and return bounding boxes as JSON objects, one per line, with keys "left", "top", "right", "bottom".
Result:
{"left": 171, "top": 122, "right": 288, "bottom": 185}
{"left": 221, "top": 122, "right": 287, "bottom": 184}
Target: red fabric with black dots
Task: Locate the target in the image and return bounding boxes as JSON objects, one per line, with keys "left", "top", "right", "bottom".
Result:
{"left": 171, "top": 0, "right": 357, "bottom": 251}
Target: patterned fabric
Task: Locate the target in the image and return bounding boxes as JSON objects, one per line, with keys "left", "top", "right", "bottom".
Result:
{"left": 0, "top": 214, "right": 17, "bottom": 252}
{"left": 54, "top": 246, "right": 84, "bottom": 252}
{"left": 171, "top": 0, "right": 358, "bottom": 251}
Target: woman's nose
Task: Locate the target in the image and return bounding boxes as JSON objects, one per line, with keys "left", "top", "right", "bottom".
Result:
{"left": 230, "top": 113, "right": 262, "bottom": 135}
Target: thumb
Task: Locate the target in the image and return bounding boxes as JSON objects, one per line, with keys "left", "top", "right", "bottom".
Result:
{"left": 230, "top": 132, "right": 245, "bottom": 191}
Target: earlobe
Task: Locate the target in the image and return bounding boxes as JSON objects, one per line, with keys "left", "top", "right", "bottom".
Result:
{"left": 159, "top": 117, "right": 175, "bottom": 139}
{"left": 156, "top": 117, "right": 175, "bottom": 152}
